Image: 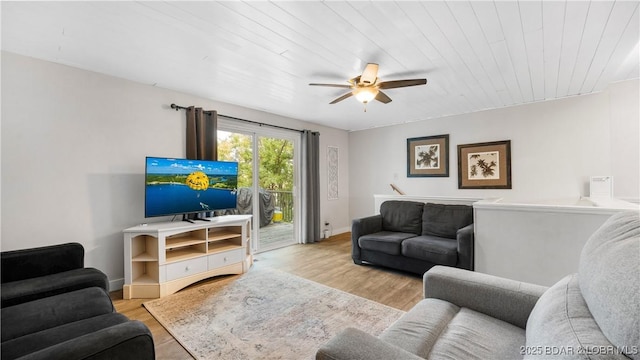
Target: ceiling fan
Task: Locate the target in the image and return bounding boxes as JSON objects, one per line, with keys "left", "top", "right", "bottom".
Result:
{"left": 309, "top": 63, "right": 427, "bottom": 111}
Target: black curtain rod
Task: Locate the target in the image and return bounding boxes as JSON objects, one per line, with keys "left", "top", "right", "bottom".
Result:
{"left": 170, "top": 103, "right": 303, "bottom": 133}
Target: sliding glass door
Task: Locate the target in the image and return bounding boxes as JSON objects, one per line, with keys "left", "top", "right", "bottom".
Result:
{"left": 217, "top": 123, "right": 299, "bottom": 253}
{"left": 255, "top": 135, "right": 296, "bottom": 250}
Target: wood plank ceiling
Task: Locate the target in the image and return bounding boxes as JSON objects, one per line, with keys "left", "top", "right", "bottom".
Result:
{"left": 2, "top": 1, "right": 638, "bottom": 131}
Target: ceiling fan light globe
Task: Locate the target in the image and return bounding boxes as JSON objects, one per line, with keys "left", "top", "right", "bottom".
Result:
{"left": 354, "top": 87, "right": 378, "bottom": 103}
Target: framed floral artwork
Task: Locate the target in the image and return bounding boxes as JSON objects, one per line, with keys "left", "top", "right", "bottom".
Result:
{"left": 458, "top": 140, "right": 511, "bottom": 189}
{"left": 407, "top": 134, "right": 449, "bottom": 177}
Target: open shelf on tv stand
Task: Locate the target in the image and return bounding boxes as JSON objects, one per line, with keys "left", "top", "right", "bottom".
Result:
{"left": 122, "top": 214, "right": 253, "bottom": 299}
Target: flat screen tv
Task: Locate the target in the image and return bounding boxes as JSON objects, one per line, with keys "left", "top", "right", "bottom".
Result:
{"left": 145, "top": 157, "right": 238, "bottom": 218}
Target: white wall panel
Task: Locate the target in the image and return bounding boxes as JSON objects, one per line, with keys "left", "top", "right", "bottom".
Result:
{"left": 590, "top": 2, "right": 640, "bottom": 92}
{"left": 555, "top": 1, "right": 590, "bottom": 97}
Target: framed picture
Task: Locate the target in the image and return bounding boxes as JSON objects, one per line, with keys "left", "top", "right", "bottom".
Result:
{"left": 458, "top": 140, "right": 511, "bottom": 189}
{"left": 407, "top": 134, "right": 449, "bottom": 177}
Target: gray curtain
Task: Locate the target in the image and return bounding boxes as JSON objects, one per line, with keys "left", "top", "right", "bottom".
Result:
{"left": 185, "top": 107, "right": 218, "bottom": 218}
{"left": 301, "top": 130, "right": 321, "bottom": 243}
{"left": 186, "top": 106, "right": 218, "bottom": 161}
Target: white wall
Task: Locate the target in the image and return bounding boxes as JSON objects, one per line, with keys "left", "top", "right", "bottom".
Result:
{"left": 0, "top": 52, "right": 350, "bottom": 289}
{"left": 3, "top": 50, "right": 637, "bottom": 287}
{"left": 349, "top": 79, "right": 640, "bottom": 219}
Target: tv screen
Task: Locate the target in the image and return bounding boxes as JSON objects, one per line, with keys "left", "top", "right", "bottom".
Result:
{"left": 145, "top": 157, "right": 238, "bottom": 218}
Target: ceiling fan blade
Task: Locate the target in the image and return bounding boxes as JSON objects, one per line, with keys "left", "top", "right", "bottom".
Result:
{"left": 378, "top": 79, "right": 427, "bottom": 89}
{"left": 309, "top": 83, "right": 352, "bottom": 88}
{"left": 360, "top": 63, "right": 379, "bottom": 85}
{"left": 375, "top": 90, "right": 392, "bottom": 104}
{"left": 329, "top": 92, "right": 354, "bottom": 104}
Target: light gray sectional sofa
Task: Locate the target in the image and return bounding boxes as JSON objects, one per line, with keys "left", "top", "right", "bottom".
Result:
{"left": 317, "top": 211, "right": 640, "bottom": 360}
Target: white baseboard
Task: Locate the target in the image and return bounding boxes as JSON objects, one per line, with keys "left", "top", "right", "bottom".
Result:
{"left": 324, "top": 226, "right": 350, "bottom": 239}
{"left": 109, "top": 278, "right": 124, "bottom": 292}
{"left": 333, "top": 226, "right": 350, "bottom": 235}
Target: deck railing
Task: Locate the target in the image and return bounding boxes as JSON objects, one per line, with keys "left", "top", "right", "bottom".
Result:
{"left": 269, "top": 190, "right": 294, "bottom": 223}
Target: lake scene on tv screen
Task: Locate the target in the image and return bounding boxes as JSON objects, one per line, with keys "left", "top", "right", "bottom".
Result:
{"left": 145, "top": 157, "right": 238, "bottom": 217}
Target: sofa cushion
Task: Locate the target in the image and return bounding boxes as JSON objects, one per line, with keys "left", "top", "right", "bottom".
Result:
{"left": 401, "top": 236, "right": 458, "bottom": 266}
{"left": 1, "top": 267, "right": 109, "bottom": 308}
{"left": 525, "top": 274, "right": 627, "bottom": 359}
{"left": 0, "top": 313, "right": 129, "bottom": 359}
{"left": 382, "top": 298, "right": 525, "bottom": 360}
{"left": 359, "top": 232, "right": 416, "bottom": 256}
{"left": 422, "top": 203, "right": 473, "bottom": 239}
{"left": 380, "top": 201, "right": 424, "bottom": 235}
{"left": 9, "top": 320, "right": 155, "bottom": 360}
{"left": 578, "top": 211, "right": 640, "bottom": 360}
{"left": 430, "top": 307, "right": 526, "bottom": 360}
{"left": 1, "top": 287, "right": 114, "bottom": 342}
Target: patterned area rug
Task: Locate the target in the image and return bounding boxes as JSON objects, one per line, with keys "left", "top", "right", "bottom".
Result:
{"left": 143, "top": 268, "right": 404, "bottom": 360}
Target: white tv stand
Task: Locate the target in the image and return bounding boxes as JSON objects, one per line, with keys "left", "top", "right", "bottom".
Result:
{"left": 122, "top": 215, "right": 252, "bottom": 299}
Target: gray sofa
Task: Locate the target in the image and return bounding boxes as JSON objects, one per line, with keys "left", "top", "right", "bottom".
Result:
{"left": 1, "top": 243, "right": 155, "bottom": 360}
{"left": 352, "top": 200, "right": 474, "bottom": 274}
{"left": 318, "top": 211, "right": 640, "bottom": 360}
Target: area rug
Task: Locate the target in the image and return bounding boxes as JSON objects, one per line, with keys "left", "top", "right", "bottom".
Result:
{"left": 143, "top": 268, "right": 404, "bottom": 360}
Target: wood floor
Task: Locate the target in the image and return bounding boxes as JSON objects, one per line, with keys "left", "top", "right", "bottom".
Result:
{"left": 110, "top": 232, "right": 424, "bottom": 359}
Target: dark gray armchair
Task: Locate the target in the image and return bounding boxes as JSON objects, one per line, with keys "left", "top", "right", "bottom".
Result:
{"left": 1, "top": 243, "right": 155, "bottom": 360}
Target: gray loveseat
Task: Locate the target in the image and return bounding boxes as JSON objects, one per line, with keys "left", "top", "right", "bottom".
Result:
{"left": 352, "top": 200, "right": 474, "bottom": 274}
{"left": 318, "top": 211, "right": 640, "bottom": 360}
{"left": 1, "top": 243, "right": 155, "bottom": 360}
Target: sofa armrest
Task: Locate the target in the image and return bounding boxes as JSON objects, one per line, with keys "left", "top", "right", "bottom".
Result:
{"left": 423, "top": 266, "right": 547, "bottom": 329}
{"left": 316, "top": 327, "right": 424, "bottom": 360}
{"left": 351, "top": 215, "right": 383, "bottom": 261}
{"left": 456, "top": 223, "right": 474, "bottom": 270}
{"left": 1, "top": 243, "right": 84, "bottom": 283}
{"left": 2, "top": 267, "right": 109, "bottom": 308}
{"left": 16, "top": 321, "right": 155, "bottom": 360}
{"left": 352, "top": 214, "right": 383, "bottom": 238}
